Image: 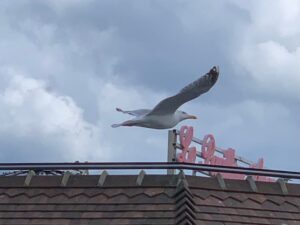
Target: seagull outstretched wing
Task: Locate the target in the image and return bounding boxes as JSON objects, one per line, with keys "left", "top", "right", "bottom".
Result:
{"left": 146, "top": 66, "right": 219, "bottom": 116}
{"left": 116, "top": 108, "right": 151, "bottom": 117}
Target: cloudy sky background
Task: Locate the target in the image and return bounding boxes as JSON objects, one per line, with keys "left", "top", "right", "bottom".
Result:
{"left": 0, "top": 0, "right": 299, "bottom": 171}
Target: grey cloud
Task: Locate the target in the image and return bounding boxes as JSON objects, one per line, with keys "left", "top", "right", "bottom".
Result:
{"left": 0, "top": 0, "right": 299, "bottom": 172}
{"left": 3, "top": 1, "right": 249, "bottom": 92}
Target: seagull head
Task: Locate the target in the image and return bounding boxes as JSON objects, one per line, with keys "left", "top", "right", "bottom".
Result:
{"left": 178, "top": 111, "right": 197, "bottom": 121}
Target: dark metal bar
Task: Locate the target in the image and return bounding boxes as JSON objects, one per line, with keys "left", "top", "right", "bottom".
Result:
{"left": 1, "top": 162, "right": 300, "bottom": 179}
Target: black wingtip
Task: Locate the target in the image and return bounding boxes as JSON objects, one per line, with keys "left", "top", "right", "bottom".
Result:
{"left": 209, "top": 66, "right": 219, "bottom": 85}
{"left": 210, "top": 66, "right": 219, "bottom": 75}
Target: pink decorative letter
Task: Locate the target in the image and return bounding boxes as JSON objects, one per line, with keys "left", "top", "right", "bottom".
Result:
{"left": 201, "top": 134, "right": 216, "bottom": 164}
{"left": 177, "top": 126, "right": 196, "bottom": 163}
{"left": 201, "top": 136, "right": 245, "bottom": 179}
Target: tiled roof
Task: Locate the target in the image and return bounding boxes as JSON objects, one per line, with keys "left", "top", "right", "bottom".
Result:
{"left": 0, "top": 171, "right": 299, "bottom": 225}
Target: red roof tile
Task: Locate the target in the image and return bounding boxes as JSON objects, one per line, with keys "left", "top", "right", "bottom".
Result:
{"left": 0, "top": 173, "right": 300, "bottom": 224}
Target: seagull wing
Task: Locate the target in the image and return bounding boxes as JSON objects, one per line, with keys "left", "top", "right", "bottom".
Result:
{"left": 119, "top": 108, "right": 151, "bottom": 117}
{"left": 146, "top": 66, "right": 219, "bottom": 116}
{"left": 126, "top": 109, "right": 151, "bottom": 117}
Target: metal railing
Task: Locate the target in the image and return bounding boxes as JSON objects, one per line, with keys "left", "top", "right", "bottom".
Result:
{"left": 1, "top": 162, "right": 300, "bottom": 179}
{"left": 174, "top": 130, "right": 254, "bottom": 165}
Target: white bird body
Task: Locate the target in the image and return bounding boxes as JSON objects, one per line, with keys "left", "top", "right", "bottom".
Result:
{"left": 113, "top": 112, "right": 185, "bottom": 129}
{"left": 112, "top": 66, "right": 219, "bottom": 129}
{"left": 143, "top": 113, "right": 182, "bottom": 129}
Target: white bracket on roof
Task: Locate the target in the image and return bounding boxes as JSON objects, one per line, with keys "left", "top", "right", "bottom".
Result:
{"left": 246, "top": 176, "right": 258, "bottom": 192}
{"left": 277, "top": 178, "right": 288, "bottom": 195}
{"left": 24, "top": 170, "right": 36, "bottom": 187}
{"left": 60, "top": 171, "right": 71, "bottom": 187}
{"left": 97, "top": 170, "right": 108, "bottom": 187}
{"left": 216, "top": 173, "right": 227, "bottom": 190}
{"left": 136, "top": 170, "right": 146, "bottom": 186}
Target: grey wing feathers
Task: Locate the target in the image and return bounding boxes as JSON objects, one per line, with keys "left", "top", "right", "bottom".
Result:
{"left": 128, "top": 109, "right": 151, "bottom": 116}
{"left": 116, "top": 108, "right": 151, "bottom": 117}
{"left": 146, "top": 66, "right": 219, "bottom": 116}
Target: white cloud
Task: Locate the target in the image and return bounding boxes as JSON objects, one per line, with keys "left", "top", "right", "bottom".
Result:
{"left": 232, "top": 1, "right": 300, "bottom": 99}
{"left": 0, "top": 70, "right": 109, "bottom": 162}
{"left": 235, "top": 0, "right": 300, "bottom": 38}
{"left": 238, "top": 41, "right": 300, "bottom": 98}
{"left": 0, "top": 67, "right": 169, "bottom": 164}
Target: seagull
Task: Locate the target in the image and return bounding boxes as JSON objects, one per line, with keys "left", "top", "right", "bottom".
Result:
{"left": 112, "top": 66, "right": 219, "bottom": 129}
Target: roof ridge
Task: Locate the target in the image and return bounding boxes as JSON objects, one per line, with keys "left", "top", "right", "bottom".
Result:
{"left": 174, "top": 171, "right": 196, "bottom": 225}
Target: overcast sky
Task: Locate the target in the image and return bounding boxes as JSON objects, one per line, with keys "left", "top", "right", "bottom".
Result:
{"left": 0, "top": 0, "right": 299, "bottom": 171}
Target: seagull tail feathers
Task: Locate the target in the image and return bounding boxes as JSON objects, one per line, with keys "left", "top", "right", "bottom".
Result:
{"left": 116, "top": 107, "right": 123, "bottom": 112}
{"left": 111, "top": 119, "right": 138, "bottom": 128}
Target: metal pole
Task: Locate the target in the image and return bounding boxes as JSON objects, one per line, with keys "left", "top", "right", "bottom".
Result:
{"left": 167, "top": 130, "right": 177, "bottom": 175}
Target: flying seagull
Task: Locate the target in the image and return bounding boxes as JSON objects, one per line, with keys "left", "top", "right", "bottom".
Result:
{"left": 112, "top": 66, "right": 219, "bottom": 129}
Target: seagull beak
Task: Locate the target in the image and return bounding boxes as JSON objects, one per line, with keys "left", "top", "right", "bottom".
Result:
{"left": 188, "top": 115, "right": 197, "bottom": 119}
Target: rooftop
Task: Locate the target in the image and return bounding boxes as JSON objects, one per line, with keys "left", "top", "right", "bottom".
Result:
{"left": 1, "top": 163, "right": 300, "bottom": 225}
